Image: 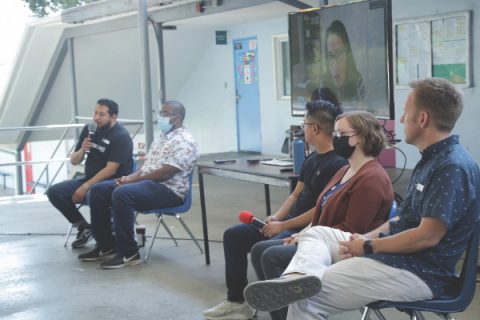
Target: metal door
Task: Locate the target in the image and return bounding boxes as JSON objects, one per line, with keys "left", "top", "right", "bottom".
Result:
{"left": 233, "top": 37, "right": 261, "bottom": 152}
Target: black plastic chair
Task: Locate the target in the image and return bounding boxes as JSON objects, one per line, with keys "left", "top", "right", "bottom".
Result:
{"left": 361, "top": 223, "right": 480, "bottom": 320}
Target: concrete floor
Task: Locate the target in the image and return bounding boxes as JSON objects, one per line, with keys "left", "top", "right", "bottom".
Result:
{"left": 0, "top": 153, "right": 478, "bottom": 319}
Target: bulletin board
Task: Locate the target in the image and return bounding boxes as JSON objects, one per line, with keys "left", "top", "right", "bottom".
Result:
{"left": 395, "top": 11, "right": 471, "bottom": 87}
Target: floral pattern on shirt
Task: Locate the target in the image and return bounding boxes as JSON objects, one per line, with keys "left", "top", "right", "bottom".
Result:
{"left": 140, "top": 127, "right": 199, "bottom": 199}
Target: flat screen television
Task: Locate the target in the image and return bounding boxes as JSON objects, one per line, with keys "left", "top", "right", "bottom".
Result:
{"left": 289, "top": 0, "right": 393, "bottom": 119}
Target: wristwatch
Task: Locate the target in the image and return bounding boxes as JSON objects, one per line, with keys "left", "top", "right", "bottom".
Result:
{"left": 363, "top": 239, "right": 374, "bottom": 255}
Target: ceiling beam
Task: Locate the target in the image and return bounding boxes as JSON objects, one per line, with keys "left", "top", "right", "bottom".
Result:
{"left": 277, "top": 0, "right": 313, "bottom": 10}
{"left": 61, "top": 0, "right": 177, "bottom": 24}
{"left": 62, "top": 0, "right": 287, "bottom": 25}
{"left": 148, "top": 0, "right": 280, "bottom": 24}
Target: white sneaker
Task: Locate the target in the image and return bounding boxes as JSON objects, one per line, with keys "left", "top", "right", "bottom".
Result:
{"left": 202, "top": 299, "right": 256, "bottom": 320}
{"left": 243, "top": 275, "right": 322, "bottom": 312}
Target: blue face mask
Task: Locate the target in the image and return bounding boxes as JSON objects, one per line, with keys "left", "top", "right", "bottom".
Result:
{"left": 157, "top": 115, "right": 173, "bottom": 133}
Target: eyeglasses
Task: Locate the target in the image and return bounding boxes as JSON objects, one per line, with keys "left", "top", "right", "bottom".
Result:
{"left": 158, "top": 111, "right": 178, "bottom": 117}
{"left": 332, "top": 130, "right": 356, "bottom": 138}
{"left": 300, "top": 122, "right": 319, "bottom": 130}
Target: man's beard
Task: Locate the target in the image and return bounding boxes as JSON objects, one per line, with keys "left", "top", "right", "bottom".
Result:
{"left": 98, "top": 120, "right": 113, "bottom": 131}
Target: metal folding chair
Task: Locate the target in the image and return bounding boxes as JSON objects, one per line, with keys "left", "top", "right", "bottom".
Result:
{"left": 361, "top": 223, "right": 480, "bottom": 320}
{"left": 137, "top": 170, "right": 203, "bottom": 262}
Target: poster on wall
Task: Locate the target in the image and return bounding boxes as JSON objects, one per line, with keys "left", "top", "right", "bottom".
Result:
{"left": 431, "top": 15, "right": 468, "bottom": 85}
{"left": 395, "top": 11, "right": 470, "bottom": 87}
{"left": 396, "top": 22, "right": 431, "bottom": 86}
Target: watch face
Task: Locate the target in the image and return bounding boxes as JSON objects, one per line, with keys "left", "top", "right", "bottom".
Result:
{"left": 363, "top": 240, "right": 373, "bottom": 255}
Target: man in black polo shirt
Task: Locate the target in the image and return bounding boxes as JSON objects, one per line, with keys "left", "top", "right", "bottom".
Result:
{"left": 47, "top": 99, "right": 133, "bottom": 248}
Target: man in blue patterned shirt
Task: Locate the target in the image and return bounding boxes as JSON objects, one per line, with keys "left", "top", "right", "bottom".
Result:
{"left": 242, "top": 78, "right": 480, "bottom": 319}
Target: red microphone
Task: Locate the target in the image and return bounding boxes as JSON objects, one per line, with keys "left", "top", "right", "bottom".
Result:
{"left": 239, "top": 211, "right": 266, "bottom": 229}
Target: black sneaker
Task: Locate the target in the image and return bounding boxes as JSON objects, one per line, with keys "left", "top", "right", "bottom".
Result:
{"left": 71, "top": 224, "right": 92, "bottom": 249}
{"left": 78, "top": 247, "right": 115, "bottom": 261}
{"left": 101, "top": 252, "right": 142, "bottom": 269}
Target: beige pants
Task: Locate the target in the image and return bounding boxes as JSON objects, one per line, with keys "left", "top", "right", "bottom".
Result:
{"left": 283, "top": 226, "right": 433, "bottom": 320}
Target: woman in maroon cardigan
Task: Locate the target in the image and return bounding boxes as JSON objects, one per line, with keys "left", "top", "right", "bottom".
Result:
{"left": 245, "top": 111, "right": 394, "bottom": 316}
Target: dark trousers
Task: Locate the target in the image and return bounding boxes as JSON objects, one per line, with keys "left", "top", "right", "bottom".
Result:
{"left": 46, "top": 178, "right": 89, "bottom": 224}
{"left": 91, "top": 180, "right": 182, "bottom": 256}
{"left": 251, "top": 240, "right": 297, "bottom": 320}
{"left": 223, "top": 224, "right": 294, "bottom": 302}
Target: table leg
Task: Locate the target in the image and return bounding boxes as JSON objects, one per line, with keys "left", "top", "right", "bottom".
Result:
{"left": 198, "top": 171, "right": 210, "bottom": 265}
{"left": 290, "top": 176, "right": 298, "bottom": 194}
{"left": 264, "top": 184, "right": 271, "bottom": 216}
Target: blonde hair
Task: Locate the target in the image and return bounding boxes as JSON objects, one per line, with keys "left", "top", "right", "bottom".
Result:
{"left": 409, "top": 78, "right": 463, "bottom": 132}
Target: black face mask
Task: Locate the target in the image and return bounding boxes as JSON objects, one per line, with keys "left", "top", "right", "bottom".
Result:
{"left": 333, "top": 135, "right": 356, "bottom": 159}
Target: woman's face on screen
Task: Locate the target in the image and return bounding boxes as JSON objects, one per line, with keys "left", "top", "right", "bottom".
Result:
{"left": 326, "top": 33, "right": 347, "bottom": 89}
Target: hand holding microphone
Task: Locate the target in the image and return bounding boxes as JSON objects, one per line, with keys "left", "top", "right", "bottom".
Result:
{"left": 239, "top": 211, "right": 266, "bottom": 229}
{"left": 85, "top": 123, "right": 97, "bottom": 154}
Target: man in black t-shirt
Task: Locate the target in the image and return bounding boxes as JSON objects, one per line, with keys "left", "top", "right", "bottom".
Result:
{"left": 46, "top": 99, "right": 133, "bottom": 248}
{"left": 203, "top": 99, "right": 347, "bottom": 320}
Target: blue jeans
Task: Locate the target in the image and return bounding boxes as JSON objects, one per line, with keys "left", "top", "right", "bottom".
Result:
{"left": 91, "top": 180, "right": 183, "bottom": 256}
{"left": 223, "top": 224, "right": 295, "bottom": 302}
{"left": 251, "top": 240, "right": 297, "bottom": 320}
{"left": 46, "top": 178, "right": 89, "bottom": 224}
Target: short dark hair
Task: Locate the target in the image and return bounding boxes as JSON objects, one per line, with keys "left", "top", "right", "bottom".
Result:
{"left": 336, "top": 111, "right": 387, "bottom": 157}
{"left": 306, "top": 88, "right": 343, "bottom": 135}
{"left": 97, "top": 98, "right": 119, "bottom": 116}
{"left": 409, "top": 78, "right": 463, "bottom": 132}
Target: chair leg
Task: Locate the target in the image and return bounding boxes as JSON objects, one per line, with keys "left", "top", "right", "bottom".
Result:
{"left": 373, "top": 310, "right": 386, "bottom": 320}
{"left": 410, "top": 311, "right": 427, "bottom": 320}
{"left": 435, "top": 313, "right": 454, "bottom": 320}
{"left": 134, "top": 212, "right": 139, "bottom": 225}
{"left": 360, "top": 306, "right": 372, "bottom": 320}
{"left": 64, "top": 224, "right": 74, "bottom": 247}
{"left": 144, "top": 215, "right": 164, "bottom": 262}
{"left": 176, "top": 214, "right": 203, "bottom": 253}
{"left": 160, "top": 217, "right": 179, "bottom": 246}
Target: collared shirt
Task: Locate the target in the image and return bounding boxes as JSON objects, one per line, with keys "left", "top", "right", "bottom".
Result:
{"left": 140, "top": 127, "right": 199, "bottom": 199}
{"left": 368, "top": 135, "right": 480, "bottom": 297}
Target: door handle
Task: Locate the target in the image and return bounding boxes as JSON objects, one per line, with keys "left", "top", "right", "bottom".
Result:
{"left": 236, "top": 90, "right": 241, "bottom": 104}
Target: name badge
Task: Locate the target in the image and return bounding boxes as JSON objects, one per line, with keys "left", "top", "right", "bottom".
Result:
{"left": 416, "top": 183, "right": 424, "bottom": 192}
{"left": 102, "top": 138, "right": 111, "bottom": 145}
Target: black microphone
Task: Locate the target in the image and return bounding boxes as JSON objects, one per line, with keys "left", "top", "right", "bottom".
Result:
{"left": 239, "top": 210, "right": 266, "bottom": 229}
{"left": 85, "top": 123, "right": 97, "bottom": 154}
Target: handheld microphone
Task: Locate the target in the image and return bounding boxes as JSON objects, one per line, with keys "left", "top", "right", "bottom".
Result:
{"left": 239, "top": 211, "right": 266, "bottom": 229}
{"left": 86, "top": 123, "right": 97, "bottom": 154}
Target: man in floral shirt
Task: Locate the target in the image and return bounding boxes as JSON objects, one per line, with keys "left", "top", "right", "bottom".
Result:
{"left": 78, "top": 100, "right": 199, "bottom": 269}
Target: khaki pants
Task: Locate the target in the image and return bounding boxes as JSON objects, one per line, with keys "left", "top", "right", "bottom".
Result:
{"left": 283, "top": 226, "right": 433, "bottom": 320}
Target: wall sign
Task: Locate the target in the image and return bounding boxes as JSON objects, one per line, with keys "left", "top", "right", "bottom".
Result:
{"left": 216, "top": 31, "right": 227, "bottom": 45}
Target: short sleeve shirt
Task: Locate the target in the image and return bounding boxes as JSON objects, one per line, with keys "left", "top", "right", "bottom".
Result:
{"left": 76, "top": 123, "right": 133, "bottom": 179}
{"left": 288, "top": 151, "right": 347, "bottom": 219}
{"left": 368, "top": 135, "right": 480, "bottom": 297}
{"left": 140, "top": 127, "right": 199, "bottom": 199}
